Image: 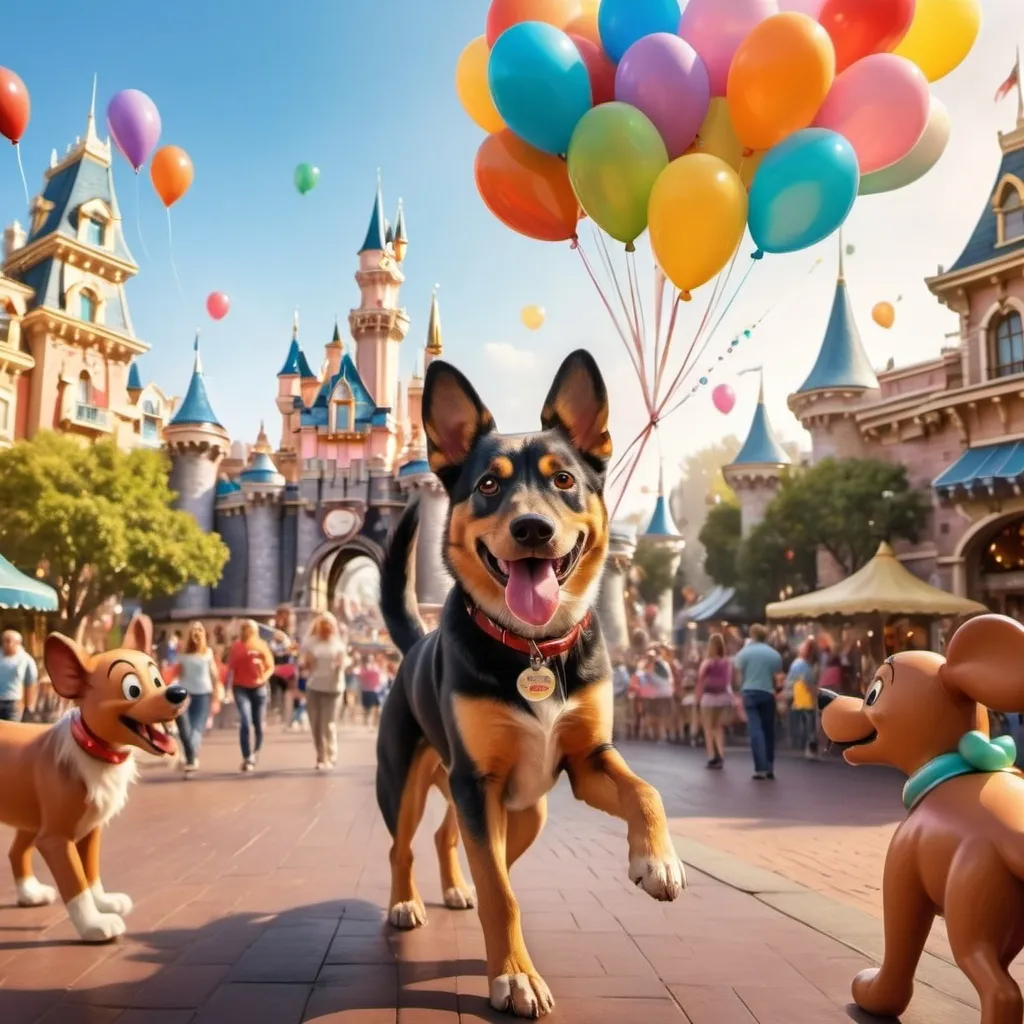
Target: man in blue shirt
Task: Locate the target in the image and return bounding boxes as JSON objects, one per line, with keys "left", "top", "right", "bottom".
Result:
{"left": 734, "top": 624, "right": 784, "bottom": 780}
{"left": 0, "top": 629, "right": 39, "bottom": 722}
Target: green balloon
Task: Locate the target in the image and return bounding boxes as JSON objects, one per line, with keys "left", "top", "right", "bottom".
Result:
{"left": 294, "top": 163, "right": 320, "bottom": 195}
{"left": 567, "top": 103, "right": 668, "bottom": 246}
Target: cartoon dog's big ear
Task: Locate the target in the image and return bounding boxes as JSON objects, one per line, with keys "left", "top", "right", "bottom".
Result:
{"left": 423, "top": 361, "right": 496, "bottom": 486}
{"left": 541, "top": 350, "right": 613, "bottom": 473}
{"left": 44, "top": 633, "right": 90, "bottom": 700}
{"left": 122, "top": 613, "right": 153, "bottom": 654}
{"left": 940, "top": 614, "right": 1024, "bottom": 713}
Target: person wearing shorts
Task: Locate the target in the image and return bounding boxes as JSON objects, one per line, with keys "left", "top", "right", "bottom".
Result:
{"left": 695, "top": 632, "right": 734, "bottom": 769}
{"left": 359, "top": 654, "right": 383, "bottom": 727}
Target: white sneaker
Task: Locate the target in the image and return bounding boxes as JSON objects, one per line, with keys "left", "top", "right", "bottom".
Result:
{"left": 184, "top": 761, "right": 199, "bottom": 774}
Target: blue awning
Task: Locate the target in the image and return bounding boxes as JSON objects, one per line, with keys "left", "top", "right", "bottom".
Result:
{"left": 0, "top": 553, "right": 58, "bottom": 612}
{"left": 933, "top": 442, "right": 1024, "bottom": 493}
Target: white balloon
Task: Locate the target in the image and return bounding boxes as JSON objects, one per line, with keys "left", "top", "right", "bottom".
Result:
{"left": 859, "top": 96, "right": 951, "bottom": 196}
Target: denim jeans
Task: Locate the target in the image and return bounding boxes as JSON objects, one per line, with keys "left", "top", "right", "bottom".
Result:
{"left": 743, "top": 689, "right": 777, "bottom": 773}
{"left": 789, "top": 708, "right": 815, "bottom": 751}
{"left": 0, "top": 700, "right": 21, "bottom": 722}
{"left": 177, "top": 692, "right": 212, "bottom": 766}
{"left": 234, "top": 686, "right": 267, "bottom": 761}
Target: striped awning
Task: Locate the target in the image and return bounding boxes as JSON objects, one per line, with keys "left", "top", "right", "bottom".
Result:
{"left": 0, "top": 553, "right": 58, "bottom": 612}
{"left": 933, "top": 442, "right": 1024, "bottom": 494}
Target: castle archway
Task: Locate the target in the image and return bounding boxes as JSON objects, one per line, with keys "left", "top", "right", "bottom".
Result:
{"left": 955, "top": 506, "right": 1024, "bottom": 615}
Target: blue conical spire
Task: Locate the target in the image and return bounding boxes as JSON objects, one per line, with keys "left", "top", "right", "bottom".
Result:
{"left": 731, "top": 370, "right": 791, "bottom": 467}
{"left": 644, "top": 462, "right": 681, "bottom": 539}
{"left": 127, "top": 361, "right": 143, "bottom": 392}
{"left": 171, "top": 332, "right": 222, "bottom": 427}
{"left": 359, "top": 170, "right": 387, "bottom": 253}
{"left": 278, "top": 309, "right": 316, "bottom": 378}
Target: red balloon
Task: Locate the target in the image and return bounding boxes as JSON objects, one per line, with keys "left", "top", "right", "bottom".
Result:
{"left": 0, "top": 67, "right": 30, "bottom": 145}
{"left": 206, "top": 291, "right": 230, "bottom": 321}
{"left": 485, "top": 0, "right": 581, "bottom": 48}
{"left": 569, "top": 35, "right": 616, "bottom": 106}
{"left": 818, "top": 0, "right": 916, "bottom": 72}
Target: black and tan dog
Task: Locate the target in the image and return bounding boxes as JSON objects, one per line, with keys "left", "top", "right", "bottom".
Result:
{"left": 377, "top": 350, "right": 685, "bottom": 1018}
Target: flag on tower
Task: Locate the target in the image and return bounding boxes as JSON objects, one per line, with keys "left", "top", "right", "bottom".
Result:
{"left": 996, "top": 60, "right": 1020, "bottom": 102}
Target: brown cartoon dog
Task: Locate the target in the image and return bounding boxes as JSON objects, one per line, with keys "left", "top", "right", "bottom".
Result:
{"left": 819, "top": 614, "right": 1024, "bottom": 1024}
{"left": 0, "top": 615, "right": 187, "bottom": 942}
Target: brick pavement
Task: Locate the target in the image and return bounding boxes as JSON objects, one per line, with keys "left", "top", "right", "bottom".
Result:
{"left": 0, "top": 725, "right": 982, "bottom": 1022}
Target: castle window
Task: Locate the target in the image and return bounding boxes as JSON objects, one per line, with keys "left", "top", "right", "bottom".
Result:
{"left": 330, "top": 379, "right": 356, "bottom": 433}
{"left": 1003, "top": 190, "right": 1024, "bottom": 243}
{"left": 79, "top": 290, "right": 97, "bottom": 323}
{"left": 0, "top": 394, "right": 9, "bottom": 433}
{"left": 143, "top": 399, "right": 157, "bottom": 415}
{"left": 990, "top": 310, "right": 1024, "bottom": 379}
{"left": 142, "top": 416, "right": 160, "bottom": 442}
{"left": 85, "top": 217, "right": 104, "bottom": 248}
{"left": 77, "top": 371, "right": 93, "bottom": 406}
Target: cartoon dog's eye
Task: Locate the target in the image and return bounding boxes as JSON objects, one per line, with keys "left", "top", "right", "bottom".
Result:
{"left": 477, "top": 476, "right": 500, "bottom": 496}
{"left": 121, "top": 674, "right": 143, "bottom": 701}
{"left": 553, "top": 471, "right": 575, "bottom": 490}
{"left": 864, "top": 678, "right": 884, "bottom": 707}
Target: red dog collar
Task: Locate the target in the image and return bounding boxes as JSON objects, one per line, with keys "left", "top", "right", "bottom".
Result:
{"left": 70, "top": 711, "right": 131, "bottom": 765}
{"left": 468, "top": 605, "right": 591, "bottom": 660}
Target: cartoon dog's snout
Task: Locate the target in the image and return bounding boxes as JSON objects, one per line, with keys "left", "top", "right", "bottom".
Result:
{"left": 818, "top": 688, "right": 839, "bottom": 711}
{"left": 165, "top": 685, "right": 189, "bottom": 706}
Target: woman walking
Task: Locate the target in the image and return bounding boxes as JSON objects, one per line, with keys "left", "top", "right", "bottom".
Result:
{"left": 299, "top": 613, "right": 348, "bottom": 770}
{"left": 695, "top": 633, "right": 733, "bottom": 769}
{"left": 171, "top": 622, "right": 220, "bottom": 774}
{"left": 225, "top": 619, "right": 274, "bottom": 772}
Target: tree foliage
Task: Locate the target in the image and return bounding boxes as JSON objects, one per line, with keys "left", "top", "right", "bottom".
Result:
{"left": 0, "top": 432, "right": 229, "bottom": 627}
{"left": 697, "top": 503, "right": 741, "bottom": 588}
{"left": 631, "top": 539, "right": 679, "bottom": 604}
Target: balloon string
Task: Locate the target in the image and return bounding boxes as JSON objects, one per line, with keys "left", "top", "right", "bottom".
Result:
{"left": 166, "top": 208, "right": 186, "bottom": 302}
{"left": 14, "top": 144, "right": 29, "bottom": 208}
{"left": 134, "top": 174, "right": 153, "bottom": 264}
{"left": 610, "top": 423, "right": 654, "bottom": 520}
{"left": 623, "top": 247, "right": 649, "bottom": 396}
{"left": 608, "top": 419, "right": 655, "bottom": 488}
{"left": 651, "top": 262, "right": 667, "bottom": 388}
{"left": 627, "top": 248, "right": 648, "bottom": 358}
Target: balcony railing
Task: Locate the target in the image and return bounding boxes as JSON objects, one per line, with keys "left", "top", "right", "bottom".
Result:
{"left": 70, "top": 402, "right": 112, "bottom": 431}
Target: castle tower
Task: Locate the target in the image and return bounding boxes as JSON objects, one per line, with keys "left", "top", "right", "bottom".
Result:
{"left": 276, "top": 311, "right": 315, "bottom": 451}
{"left": 349, "top": 174, "right": 410, "bottom": 411}
{"left": 595, "top": 523, "right": 637, "bottom": 652}
{"left": 787, "top": 239, "right": 880, "bottom": 463}
{"left": 1, "top": 83, "right": 150, "bottom": 448}
{"left": 126, "top": 361, "right": 142, "bottom": 402}
{"left": 239, "top": 424, "right": 285, "bottom": 612}
{"left": 324, "top": 319, "right": 344, "bottom": 381}
{"left": 393, "top": 200, "right": 408, "bottom": 264}
{"left": 724, "top": 370, "right": 792, "bottom": 536}
{"left": 425, "top": 286, "right": 443, "bottom": 370}
{"left": 164, "top": 335, "right": 230, "bottom": 613}
{"left": 638, "top": 468, "right": 685, "bottom": 639}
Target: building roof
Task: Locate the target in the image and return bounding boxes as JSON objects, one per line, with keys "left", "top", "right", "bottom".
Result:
{"left": 215, "top": 477, "right": 241, "bottom": 496}
{"left": 398, "top": 458, "right": 431, "bottom": 478}
{"left": 933, "top": 440, "right": 1024, "bottom": 495}
{"left": 170, "top": 336, "right": 222, "bottom": 428}
{"left": 360, "top": 176, "right": 387, "bottom": 253}
{"left": 643, "top": 494, "right": 681, "bottom": 539}
{"left": 730, "top": 377, "right": 792, "bottom": 467}
{"left": 240, "top": 451, "right": 285, "bottom": 486}
{"left": 127, "top": 361, "right": 143, "bottom": 391}
{"left": 278, "top": 336, "right": 315, "bottom": 378}
{"left": 300, "top": 350, "right": 387, "bottom": 430}
{"left": 795, "top": 267, "right": 879, "bottom": 394}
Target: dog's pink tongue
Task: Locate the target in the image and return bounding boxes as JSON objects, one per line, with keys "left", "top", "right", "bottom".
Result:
{"left": 505, "top": 559, "right": 560, "bottom": 627}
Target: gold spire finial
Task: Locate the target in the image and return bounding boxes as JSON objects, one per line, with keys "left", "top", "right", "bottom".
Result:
{"left": 253, "top": 420, "right": 272, "bottom": 454}
{"left": 838, "top": 229, "right": 845, "bottom": 282}
{"left": 292, "top": 309, "right": 299, "bottom": 339}
{"left": 426, "top": 285, "right": 442, "bottom": 354}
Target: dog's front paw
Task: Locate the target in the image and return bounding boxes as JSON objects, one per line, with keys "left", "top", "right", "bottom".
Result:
{"left": 852, "top": 967, "right": 913, "bottom": 1017}
{"left": 92, "top": 887, "right": 133, "bottom": 916}
{"left": 443, "top": 885, "right": 476, "bottom": 910}
{"left": 67, "top": 891, "right": 127, "bottom": 943}
{"left": 629, "top": 847, "right": 687, "bottom": 901}
{"left": 389, "top": 899, "right": 427, "bottom": 930}
{"left": 16, "top": 876, "right": 57, "bottom": 907}
{"left": 490, "top": 972, "right": 554, "bottom": 1018}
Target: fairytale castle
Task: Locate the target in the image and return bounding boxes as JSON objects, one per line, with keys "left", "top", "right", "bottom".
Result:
{"left": 0, "top": 97, "right": 452, "bottom": 622}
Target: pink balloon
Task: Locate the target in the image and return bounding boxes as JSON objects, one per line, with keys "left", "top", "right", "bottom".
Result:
{"left": 712, "top": 384, "right": 736, "bottom": 414}
{"left": 206, "top": 291, "right": 230, "bottom": 321}
{"left": 814, "top": 54, "right": 929, "bottom": 175}
{"left": 778, "top": 0, "right": 824, "bottom": 16}
{"left": 678, "top": 0, "right": 780, "bottom": 97}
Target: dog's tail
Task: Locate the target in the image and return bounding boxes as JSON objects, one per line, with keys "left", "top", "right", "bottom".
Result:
{"left": 380, "top": 496, "right": 427, "bottom": 657}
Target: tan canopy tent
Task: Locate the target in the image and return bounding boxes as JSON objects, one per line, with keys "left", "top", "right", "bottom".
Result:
{"left": 766, "top": 541, "right": 986, "bottom": 621}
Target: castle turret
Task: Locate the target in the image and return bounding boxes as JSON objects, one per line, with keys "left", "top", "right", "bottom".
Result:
{"left": 638, "top": 469, "right": 685, "bottom": 640}
{"left": 164, "top": 334, "right": 229, "bottom": 613}
{"left": 325, "top": 319, "right": 344, "bottom": 380}
{"left": 393, "top": 200, "right": 408, "bottom": 263}
{"left": 787, "top": 240, "right": 880, "bottom": 462}
{"left": 425, "top": 287, "right": 443, "bottom": 370}
{"left": 724, "top": 370, "right": 792, "bottom": 536}
{"left": 277, "top": 311, "right": 315, "bottom": 450}
{"left": 240, "top": 426, "right": 285, "bottom": 612}
{"left": 126, "top": 361, "right": 142, "bottom": 401}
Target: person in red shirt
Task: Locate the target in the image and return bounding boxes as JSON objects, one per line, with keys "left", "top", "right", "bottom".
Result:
{"left": 358, "top": 654, "right": 383, "bottom": 727}
{"left": 225, "top": 620, "right": 274, "bottom": 772}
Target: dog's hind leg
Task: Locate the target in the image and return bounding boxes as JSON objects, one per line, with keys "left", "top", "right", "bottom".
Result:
{"left": 77, "top": 829, "right": 132, "bottom": 917}
{"left": 9, "top": 831, "right": 56, "bottom": 907}
{"left": 431, "top": 767, "right": 476, "bottom": 911}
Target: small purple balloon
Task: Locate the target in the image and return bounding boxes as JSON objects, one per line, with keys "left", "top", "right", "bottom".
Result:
{"left": 106, "top": 89, "right": 162, "bottom": 172}
{"left": 615, "top": 34, "right": 710, "bottom": 159}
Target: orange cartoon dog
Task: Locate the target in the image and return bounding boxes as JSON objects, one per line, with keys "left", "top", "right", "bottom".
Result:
{"left": 0, "top": 614, "right": 187, "bottom": 942}
{"left": 819, "top": 614, "right": 1024, "bottom": 1024}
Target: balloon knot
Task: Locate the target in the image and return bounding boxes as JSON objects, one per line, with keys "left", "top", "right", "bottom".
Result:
{"left": 569, "top": 236, "right": 579, "bottom": 251}
{"left": 742, "top": 147, "right": 754, "bottom": 158}
{"left": 625, "top": 242, "right": 636, "bottom": 253}
{"left": 680, "top": 290, "right": 692, "bottom": 302}
{"left": 751, "top": 250, "right": 764, "bottom": 261}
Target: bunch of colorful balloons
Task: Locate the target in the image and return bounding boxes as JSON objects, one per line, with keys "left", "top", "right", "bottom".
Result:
{"left": 459, "top": 0, "right": 980, "bottom": 298}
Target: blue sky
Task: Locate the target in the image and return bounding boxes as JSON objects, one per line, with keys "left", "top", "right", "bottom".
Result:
{"left": 1, "top": 0, "right": 1021, "bottom": 516}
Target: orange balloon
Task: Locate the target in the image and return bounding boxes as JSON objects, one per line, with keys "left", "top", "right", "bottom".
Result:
{"left": 486, "top": 0, "right": 582, "bottom": 47}
{"left": 872, "top": 301, "right": 895, "bottom": 328}
{"left": 475, "top": 130, "right": 581, "bottom": 242}
{"left": 150, "top": 145, "right": 194, "bottom": 208}
{"left": 727, "top": 12, "right": 836, "bottom": 152}
{"left": 566, "top": 5, "right": 600, "bottom": 46}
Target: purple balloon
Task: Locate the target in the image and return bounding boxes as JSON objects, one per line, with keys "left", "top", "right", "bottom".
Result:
{"left": 106, "top": 89, "right": 162, "bottom": 172}
{"left": 614, "top": 34, "right": 710, "bottom": 159}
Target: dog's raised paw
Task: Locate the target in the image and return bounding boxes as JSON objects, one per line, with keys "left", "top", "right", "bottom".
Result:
{"left": 93, "top": 890, "right": 133, "bottom": 916}
{"left": 443, "top": 885, "right": 476, "bottom": 910}
{"left": 388, "top": 900, "right": 427, "bottom": 930}
{"left": 16, "top": 877, "right": 57, "bottom": 907}
{"left": 629, "top": 852, "right": 687, "bottom": 901}
{"left": 489, "top": 972, "right": 554, "bottom": 1018}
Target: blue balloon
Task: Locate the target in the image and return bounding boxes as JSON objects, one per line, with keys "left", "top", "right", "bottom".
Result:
{"left": 488, "top": 22, "right": 592, "bottom": 157}
{"left": 748, "top": 129, "right": 861, "bottom": 258}
{"left": 599, "top": 0, "right": 684, "bottom": 63}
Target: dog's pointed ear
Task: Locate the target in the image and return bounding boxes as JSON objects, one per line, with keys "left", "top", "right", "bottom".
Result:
{"left": 44, "top": 633, "right": 90, "bottom": 700}
{"left": 122, "top": 613, "right": 153, "bottom": 654}
{"left": 541, "top": 350, "right": 612, "bottom": 472}
{"left": 423, "top": 361, "right": 495, "bottom": 483}
{"left": 939, "top": 614, "right": 1024, "bottom": 712}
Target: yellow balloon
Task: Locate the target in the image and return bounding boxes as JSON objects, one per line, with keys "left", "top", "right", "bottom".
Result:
{"left": 872, "top": 302, "right": 895, "bottom": 329}
{"left": 649, "top": 154, "right": 749, "bottom": 300}
{"left": 521, "top": 305, "right": 546, "bottom": 330}
{"left": 456, "top": 36, "right": 505, "bottom": 134}
{"left": 893, "top": 0, "right": 981, "bottom": 83}
{"left": 687, "top": 99, "right": 764, "bottom": 189}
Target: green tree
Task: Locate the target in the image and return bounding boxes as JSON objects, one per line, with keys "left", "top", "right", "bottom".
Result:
{"left": 0, "top": 432, "right": 229, "bottom": 627}
{"left": 698, "top": 502, "right": 741, "bottom": 587}
{"left": 736, "top": 514, "right": 818, "bottom": 617}
{"left": 631, "top": 540, "right": 678, "bottom": 604}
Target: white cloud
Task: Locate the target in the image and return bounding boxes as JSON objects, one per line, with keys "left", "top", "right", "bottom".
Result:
{"left": 483, "top": 342, "right": 538, "bottom": 372}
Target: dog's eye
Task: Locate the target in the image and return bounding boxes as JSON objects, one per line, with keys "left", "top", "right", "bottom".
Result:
{"left": 552, "top": 471, "right": 575, "bottom": 490}
{"left": 121, "top": 674, "right": 143, "bottom": 701}
{"left": 477, "top": 476, "right": 500, "bottom": 497}
{"left": 864, "top": 678, "right": 884, "bottom": 707}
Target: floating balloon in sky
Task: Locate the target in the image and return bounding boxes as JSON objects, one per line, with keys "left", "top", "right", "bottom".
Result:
{"left": 0, "top": 67, "right": 30, "bottom": 144}
{"left": 712, "top": 384, "right": 736, "bottom": 414}
{"left": 872, "top": 301, "right": 895, "bottom": 328}
{"left": 521, "top": 305, "right": 545, "bottom": 330}
{"left": 107, "top": 89, "right": 161, "bottom": 172}
{"left": 206, "top": 292, "right": 230, "bottom": 321}
{"left": 150, "top": 145, "right": 193, "bottom": 208}
{"left": 294, "top": 163, "right": 320, "bottom": 195}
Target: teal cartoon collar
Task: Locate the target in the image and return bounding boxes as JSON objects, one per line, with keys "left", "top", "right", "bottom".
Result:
{"left": 902, "top": 731, "right": 1018, "bottom": 811}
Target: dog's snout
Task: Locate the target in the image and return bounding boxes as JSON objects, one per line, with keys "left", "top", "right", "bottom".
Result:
{"left": 509, "top": 513, "right": 556, "bottom": 547}
{"left": 818, "top": 688, "right": 839, "bottom": 712}
{"left": 165, "top": 685, "right": 189, "bottom": 706}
